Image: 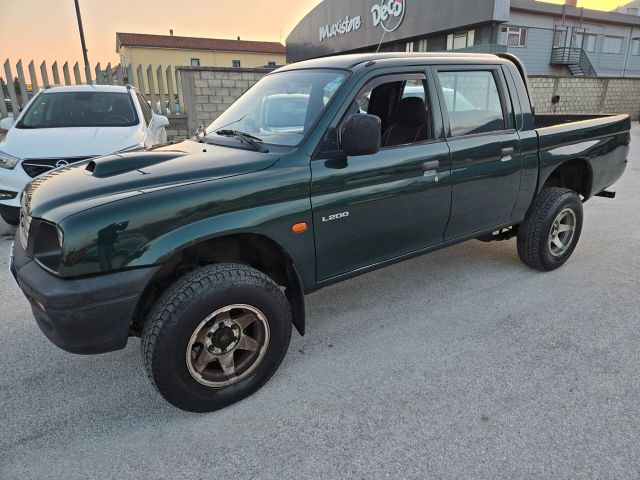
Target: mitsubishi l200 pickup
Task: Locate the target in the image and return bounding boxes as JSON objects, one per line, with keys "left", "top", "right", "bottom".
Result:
{"left": 11, "top": 53, "right": 630, "bottom": 411}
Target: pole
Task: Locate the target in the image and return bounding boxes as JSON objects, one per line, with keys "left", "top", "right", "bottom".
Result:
{"left": 74, "top": 0, "right": 90, "bottom": 68}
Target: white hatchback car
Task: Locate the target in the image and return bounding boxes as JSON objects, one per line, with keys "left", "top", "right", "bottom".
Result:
{"left": 0, "top": 85, "right": 169, "bottom": 225}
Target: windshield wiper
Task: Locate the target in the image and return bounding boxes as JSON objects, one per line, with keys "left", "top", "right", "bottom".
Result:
{"left": 215, "top": 129, "right": 269, "bottom": 153}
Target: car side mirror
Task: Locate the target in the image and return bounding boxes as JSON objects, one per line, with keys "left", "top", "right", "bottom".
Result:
{"left": 340, "top": 113, "right": 381, "bottom": 157}
{"left": 151, "top": 114, "right": 170, "bottom": 131}
{"left": 0, "top": 117, "right": 15, "bottom": 131}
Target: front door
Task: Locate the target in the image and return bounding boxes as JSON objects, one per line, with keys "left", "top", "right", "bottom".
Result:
{"left": 311, "top": 72, "right": 452, "bottom": 282}
{"left": 434, "top": 67, "right": 523, "bottom": 240}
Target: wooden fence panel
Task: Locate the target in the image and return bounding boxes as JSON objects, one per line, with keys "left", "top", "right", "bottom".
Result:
{"left": 40, "top": 61, "right": 50, "bottom": 87}
{"left": 15, "top": 60, "right": 29, "bottom": 107}
{"left": 28, "top": 60, "right": 39, "bottom": 92}
{"left": 94, "top": 63, "right": 102, "bottom": 85}
{"left": 52, "top": 61, "right": 61, "bottom": 85}
{"left": 156, "top": 65, "right": 166, "bottom": 115}
{"left": 146, "top": 65, "right": 158, "bottom": 113}
{"left": 73, "top": 62, "right": 82, "bottom": 84}
{"left": 3, "top": 60, "right": 20, "bottom": 117}
{"left": 62, "top": 62, "right": 72, "bottom": 85}
{"left": 127, "top": 64, "right": 135, "bottom": 87}
{"left": 0, "top": 92, "right": 8, "bottom": 118}
{"left": 84, "top": 63, "right": 92, "bottom": 85}
{"left": 136, "top": 65, "right": 145, "bottom": 95}
{"left": 105, "top": 63, "right": 114, "bottom": 85}
{"left": 2, "top": 58, "right": 188, "bottom": 119}
{"left": 166, "top": 65, "right": 177, "bottom": 114}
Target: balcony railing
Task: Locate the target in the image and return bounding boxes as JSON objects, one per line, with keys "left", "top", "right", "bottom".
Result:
{"left": 551, "top": 47, "right": 597, "bottom": 77}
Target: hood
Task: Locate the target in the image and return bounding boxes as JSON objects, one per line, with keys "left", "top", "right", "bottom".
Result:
{"left": 3, "top": 125, "right": 144, "bottom": 158}
{"left": 24, "top": 140, "right": 281, "bottom": 222}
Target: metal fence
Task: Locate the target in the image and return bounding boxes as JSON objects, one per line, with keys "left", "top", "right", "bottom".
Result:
{"left": 1, "top": 58, "right": 184, "bottom": 119}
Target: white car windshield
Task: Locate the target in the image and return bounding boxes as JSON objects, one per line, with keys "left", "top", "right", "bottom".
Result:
{"left": 18, "top": 91, "right": 139, "bottom": 129}
{"left": 206, "top": 69, "right": 347, "bottom": 147}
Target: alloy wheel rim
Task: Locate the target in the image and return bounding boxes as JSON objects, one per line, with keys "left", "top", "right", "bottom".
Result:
{"left": 548, "top": 208, "right": 577, "bottom": 258}
{"left": 186, "top": 304, "right": 270, "bottom": 388}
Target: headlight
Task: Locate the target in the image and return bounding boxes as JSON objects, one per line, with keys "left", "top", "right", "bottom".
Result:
{"left": 0, "top": 150, "right": 21, "bottom": 170}
{"left": 31, "top": 220, "right": 63, "bottom": 273}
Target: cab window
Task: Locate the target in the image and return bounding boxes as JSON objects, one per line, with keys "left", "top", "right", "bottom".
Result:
{"left": 350, "top": 74, "right": 433, "bottom": 148}
{"left": 437, "top": 70, "right": 506, "bottom": 137}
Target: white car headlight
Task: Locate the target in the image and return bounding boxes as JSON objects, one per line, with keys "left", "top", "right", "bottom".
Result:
{"left": 0, "top": 150, "right": 21, "bottom": 170}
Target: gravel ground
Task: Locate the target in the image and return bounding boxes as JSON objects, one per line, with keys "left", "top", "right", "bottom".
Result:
{"left": 0, "top": 126, "right": 639, "bottom": 479}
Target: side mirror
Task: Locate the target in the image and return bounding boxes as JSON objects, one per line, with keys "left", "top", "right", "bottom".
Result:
{"left": 0, "top": 117, "right": 15, "bottom": 131}
{"left": 340, "top": 114, "right": 381, "bottom": 156}
{"left": 151, "top": 114, "right": 170, "bottom": 131}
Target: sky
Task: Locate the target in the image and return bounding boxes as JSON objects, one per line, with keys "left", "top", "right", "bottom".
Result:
{"left": 0, "top": 0, "right": 633, "bottom": 67}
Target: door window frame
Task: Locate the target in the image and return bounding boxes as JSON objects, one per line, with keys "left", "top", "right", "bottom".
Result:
{"left": 136, "top": 92, "right": 154, "bottom": 126}
{"left": 431, "top": 65, "right": 516, "bottom": 140}
{"left": 313, "top": 68, "right": 445, "bottom": 159}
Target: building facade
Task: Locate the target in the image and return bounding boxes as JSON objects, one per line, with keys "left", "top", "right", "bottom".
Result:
{"left": 286, "top": 0, "right": 640, "bottom": 77}
{"left": 116, "top": 32, "right": 286, "bottom": 70}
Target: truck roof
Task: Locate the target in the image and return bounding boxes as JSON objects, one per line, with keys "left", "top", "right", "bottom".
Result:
{"left": 275, "top": 52, "right": 511, "bottom": 73}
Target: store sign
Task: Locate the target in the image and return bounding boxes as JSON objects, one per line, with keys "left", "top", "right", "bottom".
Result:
{"left": 319, "top": 15, "right": 363, "bottom": 42}
{"left": 319, "top": 0, "right": 407, "bottom": 42}
{"left": 371, "top": 0, "right": 406, "bottom": 33}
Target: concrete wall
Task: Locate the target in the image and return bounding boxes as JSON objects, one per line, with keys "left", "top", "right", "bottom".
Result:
{"left": 166, "top": 115, "right": 189, "bottom": 142}
{"left": 178, "top": 67, "right": 275, "bottom": 135}
{"left": 529, "top": 75, "right": 640, "bottom": 119}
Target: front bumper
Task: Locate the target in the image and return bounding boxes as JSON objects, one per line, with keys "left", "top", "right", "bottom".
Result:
{"left": 11, "top": 237, "right": 159, "bottom": 354}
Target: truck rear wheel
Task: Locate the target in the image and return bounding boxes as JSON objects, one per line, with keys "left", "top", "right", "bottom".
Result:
{"left": 141, "top": 263, "right": 292, "bottom": 412}
{"left": 517, "top": 187, "right": 583, "bottom": 272}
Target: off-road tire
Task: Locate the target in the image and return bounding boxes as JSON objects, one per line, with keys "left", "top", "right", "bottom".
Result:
{"left": 517, "top": 187, "right": 583, "bottom": 272}
{"left": 141, "top": 263, "right": 292, "bottom": 412}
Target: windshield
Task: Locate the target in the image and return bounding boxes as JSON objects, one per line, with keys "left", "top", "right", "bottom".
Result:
{"left": 206, "top": 69, "right": 347, "bottom": 147}
{"left": 18, "top": 91, "right": 139, "bottom": 128}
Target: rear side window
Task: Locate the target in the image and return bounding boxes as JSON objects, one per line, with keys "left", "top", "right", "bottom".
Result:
{"left": 437, "top": 71, "right": 506, "bottom": 137}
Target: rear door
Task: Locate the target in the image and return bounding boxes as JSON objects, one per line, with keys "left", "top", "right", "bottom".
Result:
{"left": 311, "top": 70, "right": 452, "bottom": 282}
{"left": 434, "top": 66, "right": 523, "bottom": 240}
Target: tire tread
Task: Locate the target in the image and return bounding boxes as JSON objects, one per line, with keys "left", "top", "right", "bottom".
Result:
{"left": 517, "top": 187, "right": 581, "bottom": 271}
{"left": 141, "top": 263, "right": 291, "bottom": 411}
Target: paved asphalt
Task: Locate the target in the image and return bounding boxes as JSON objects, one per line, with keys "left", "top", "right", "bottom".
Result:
{"left": 1, "top": 127, "right": 639, "bottom": 479}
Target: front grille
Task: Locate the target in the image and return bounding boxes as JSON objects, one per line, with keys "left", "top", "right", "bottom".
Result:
{"left": 21, "top": 157, "right": 93, "bottom": 178}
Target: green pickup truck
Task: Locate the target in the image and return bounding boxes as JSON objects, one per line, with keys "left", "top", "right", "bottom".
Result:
{"left": 11, "top": 53, "right": 630, "bottom": 412}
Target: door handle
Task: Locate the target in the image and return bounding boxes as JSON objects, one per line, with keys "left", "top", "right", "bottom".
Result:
{"left": 501, "top": 147, "right": 515, "bottom": 161}
{"left": 421, "top": 160, "right": 440, "bottom": 182}
{"left": 422, "top": 160, "right": 439, "bottom": 172}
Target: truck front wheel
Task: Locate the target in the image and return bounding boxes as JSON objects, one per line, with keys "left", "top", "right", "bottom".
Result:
{"left": 141, "top": 263, "right": 292, "bottom": 412}
{"left": 517, "top": 187, "right": 583, "bottom": 272}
